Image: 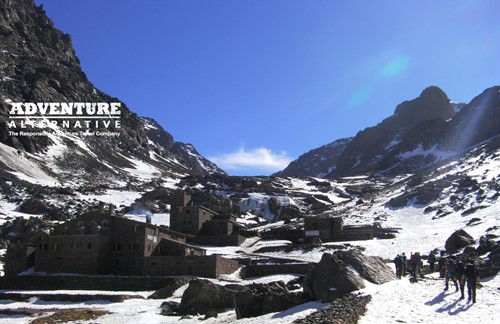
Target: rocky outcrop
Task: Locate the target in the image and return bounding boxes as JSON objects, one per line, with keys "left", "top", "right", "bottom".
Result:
{"left": 442, "top": 86, "right": 500, "bottom": 152}
{"left": 235, "top": 280, "right": 308, "bottom": 319}
{"left": 304, "top": 253, "right": 365, "bottom": 302}
{"left": 147, "top": 277, "right": 192, "bottom": 300}
{"left": 335, "top": 250, "right": 396, "bottom": 284}
{"left": 304, "top": 250, "right": 395, "bottom": 302}
{"left": 179, "top": 279, "right": 244, "bottom": 316}
{"left": 274, "top": 138, "right": 352, "bottom": 178}
{"left": 445, "top": 229, "right": 475, "bottom": 253}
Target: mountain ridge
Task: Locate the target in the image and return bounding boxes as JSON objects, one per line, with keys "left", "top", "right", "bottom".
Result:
{"left": 0, "top": 0, "right": 224, "bottom": 188}
{"left": 277, "top": 85, "right": 500, "bottom": 178}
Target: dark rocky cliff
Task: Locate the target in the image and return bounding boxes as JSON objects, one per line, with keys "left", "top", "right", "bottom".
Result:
{"left": 0, "top": 0, "right": 224, "bottom": 184}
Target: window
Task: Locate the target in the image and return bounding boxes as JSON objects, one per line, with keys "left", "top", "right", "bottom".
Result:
{"left": 87, "top": 242, "right": 92, "bottom": 249}
{"left": 134, "top": 225, "right": 141, "bottom": 232}
{"left": 115, "top": 258, "right": 120, "bottom": 266}
{"left": 74, "top": 242, "right": 83, "bottom": 249}
{"left": 43, "top": 244, "right": 48, "bottom": 251}
{"left": 130, "top": 258, "right": 136, "bottom": 265}
{"left": 54, "top": 243, "right": 61, "bottom": 250}
{"left": 56, "top": 257, "right": 63, "bottom": 261}
{"left": 101, "top": 220, "right": 109, "bottom": 227}
{"left": 130, "top": 243, "right": 138, "bottom": 251}
{"left": 186, "top": 209, "right": 190, "bottom": 214}
{"left": 115, "top": 244, "right": 123, "bottom": 251}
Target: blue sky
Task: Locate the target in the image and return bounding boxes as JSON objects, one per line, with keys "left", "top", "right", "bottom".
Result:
{"left": 35, "top": 0, "right": 500, "bottom": 176}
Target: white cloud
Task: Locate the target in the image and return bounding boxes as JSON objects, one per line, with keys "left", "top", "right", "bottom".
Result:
{"left": 209, "top": 147, "right": 293, "bottom": 174}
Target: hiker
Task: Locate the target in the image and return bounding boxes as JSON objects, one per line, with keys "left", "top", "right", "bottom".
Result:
{"left": 428, "top": 251, "right": 436, "bottom": 272}
{"left": 394, "top": 254, "right": 403, "bottom": 279}
{"left": 401, "top": 252, "right": 407, "bottom": 276}
{"left": 465, "top": 260, "right": 479, "bottom": 303}
{"left": 408, "top": 252, "right": 419, "bottom": 282}
{"left": 415, "top": 252, "right": 422, "bottom": 279}
{"left": 455, "top": 259, "right": 466, "bottom": 299}
{"left": 444, "top": 256, "right": 459, "bottom": 291}
{"left": 438, "top": 251, "right": 446, "bottom": 278}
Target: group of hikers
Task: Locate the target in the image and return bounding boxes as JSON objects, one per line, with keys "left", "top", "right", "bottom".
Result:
{"left": 394, "top": 251, "right": 480, "bottom": 303}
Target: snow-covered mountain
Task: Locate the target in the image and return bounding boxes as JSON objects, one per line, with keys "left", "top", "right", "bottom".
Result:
{"left": 273, "top": 138, "right": 352, "bottom": 178}
{"left": 0, "top": 0, "right": 224, "bottom": 191}
{"left": 278, "top": 86, "right": 499, "bottom": 178}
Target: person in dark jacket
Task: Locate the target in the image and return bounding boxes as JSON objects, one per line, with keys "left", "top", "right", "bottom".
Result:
{"left": 465, "top": 260, "right": 479, "bottom": 303}
{"left": 444, "top": 257, "right": 458, "bottom": 291}
{"left": 455, "top": 260, "right": 466, "bottom": 299}
{"left": 394, "top": 254, "right": 403, "bottom": 279}
{"left": 401, "top": 252, "right": 407, "bottom": 276}
{"left": 428, "top": 251, "right": 436, "bottom": 272}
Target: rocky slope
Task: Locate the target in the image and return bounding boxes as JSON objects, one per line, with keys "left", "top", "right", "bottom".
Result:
{"left": 278, "top": 85, "right": 499, "bottom": 178}
{"left": 0, "top": 0, "right": 223, "bottom": 189}
{"left": 274, "top": 138, "right": 351, "bottom": 178}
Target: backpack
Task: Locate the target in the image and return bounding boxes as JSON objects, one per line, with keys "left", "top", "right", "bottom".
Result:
{"left": 465, "top": 264, "right": 478, "bottom": 279}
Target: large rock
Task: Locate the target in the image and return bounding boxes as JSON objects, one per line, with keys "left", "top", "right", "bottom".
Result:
{"left": 445, "top": 229, "right": 475, "bottom": 253}
{"left": 303, "top": 253, "right": 365, "bottom": 302}
{"left": 18, "top": 198, "right": 50, "bottom": 215}
{"left": 335, "top": 250, "right": 396, "bottom": 284}
{"left": 148, "top": 277, "right": 192, "bottom": 299}
{"left": 179, "top": 279, "right": 243, "bottom": 316}
{"left": 235, "top": 281, "right": 308, "bottom": 319}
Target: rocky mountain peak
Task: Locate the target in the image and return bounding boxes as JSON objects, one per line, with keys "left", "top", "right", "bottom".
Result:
{"left": 0, "top": 0, "right": 224, "bottom": 187}
{"left": 393, "top": 86, "right": 454, "bottom": 127}
{"left": 278, "top": 85, "right": 499, "bottom": 179}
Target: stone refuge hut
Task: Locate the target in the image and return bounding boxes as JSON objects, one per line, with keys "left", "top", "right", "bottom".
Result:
{"left": 170, "top": 192, "right": 249, "bottom": 246}
{"left": 304, "top": 213, "right": 374, "bottom": 242}
{"left": 4, "top": 207, "right": 239, "bottom": 278}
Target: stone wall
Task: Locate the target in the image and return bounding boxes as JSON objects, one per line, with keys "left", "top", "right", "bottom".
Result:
{"left": 0, "top": 275, "right": 193, "bottom": 291}
{"left": 243, "top": 263, "right": 314, "bottom": 278}
{"left": 189, "top": 234, "right": 246, "bottom": 246}
{"left": 143, "top": 254, "right": 239, "bottom": 278}
{"left": 293, "top": 293, "right": 372, "bottom": 324}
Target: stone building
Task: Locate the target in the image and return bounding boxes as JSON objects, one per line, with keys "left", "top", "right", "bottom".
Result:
{"left": 171, "top": 192, "right": 249, "bottom": 246}
{"left": 5, "top": 210, "right": 239, "bottom": 278}
{"left": 304, "top": 214, "right": 374, "bottom": 242}
{"left": 170, "top": 205, "right": 216, "bottom": 235}
{"left": 304, "top": 214, "right": 344, "bottom": 242}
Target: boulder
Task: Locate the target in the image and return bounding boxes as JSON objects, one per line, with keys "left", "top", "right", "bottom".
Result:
{"left": 476, "top": 236, "right": 499, "bottom": 255}
{"left": 148, "top": 277, "right": 192, "bottom": 299}
{"left": 18, "top": 198, "right": 50, "bottom": 214}
{"left": 159, "top": 301, "right": 180, "bottom": 316}
{"left": 445, "top": 229, "right": 475, "bottom": 253}
{"left": 179, "top": 279, "right": 244, "bottom": 316}
{"left": 335, "top": 250, "right": 396, "bottom": 284}
{"left": 235, "top": 281, "right": 308, "bottom": 319}
{"left": 303, "top": 253, "right": 365, "bottom": 302}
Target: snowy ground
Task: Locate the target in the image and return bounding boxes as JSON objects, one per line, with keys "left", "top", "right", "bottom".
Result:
{"left": 0, "top": 271, "right": 497, "bottom": 323}
{"left": 0, "top": 198, "right": 499, "bottom": 323}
